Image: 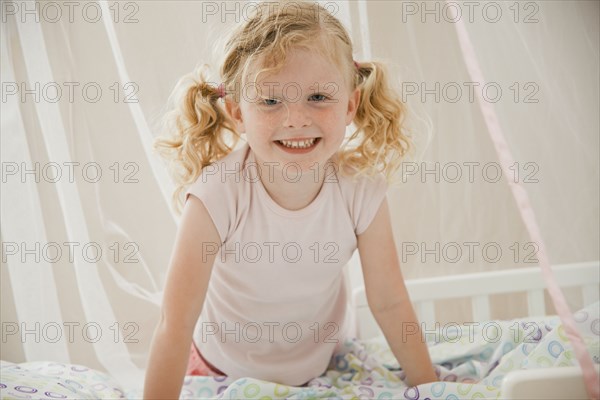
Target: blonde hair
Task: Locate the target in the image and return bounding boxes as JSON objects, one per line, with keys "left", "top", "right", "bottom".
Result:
{"left": 155, "top": 0, "right": 412, "bottom": 214}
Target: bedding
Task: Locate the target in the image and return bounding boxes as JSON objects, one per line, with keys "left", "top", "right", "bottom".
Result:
{"left": 1, "top": 302, "right": 598, "bottom": 399}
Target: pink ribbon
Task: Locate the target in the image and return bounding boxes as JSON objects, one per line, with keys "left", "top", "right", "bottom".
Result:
{"left": 445, "top": 3, "right": 599, "bottom": 399}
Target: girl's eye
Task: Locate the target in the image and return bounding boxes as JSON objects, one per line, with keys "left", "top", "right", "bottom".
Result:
{"left": 260, "top": 94, "right": 329, "bottom": 106}
{"left": 309, "top": 94, "right": 328, "bottom": 102}
{"left": 262, "top": 98, "right": 280, "bottom": 106}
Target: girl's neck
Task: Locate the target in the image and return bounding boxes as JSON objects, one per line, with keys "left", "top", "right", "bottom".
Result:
{"left": 256, "top": 159, "right": 331, "bottom": 211}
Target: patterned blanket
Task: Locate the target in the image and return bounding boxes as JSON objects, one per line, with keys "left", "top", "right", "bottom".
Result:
{"left": 2, "top": 302, "right": 598, "bottom": 399}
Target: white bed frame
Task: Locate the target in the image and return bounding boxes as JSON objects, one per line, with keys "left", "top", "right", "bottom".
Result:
{"left": 351, "top": 261, "right": 600, "bottom": 399}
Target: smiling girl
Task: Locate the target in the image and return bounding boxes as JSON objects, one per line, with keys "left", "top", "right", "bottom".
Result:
{"left": 144, "top": 1, "right": 437, "bottom": 398}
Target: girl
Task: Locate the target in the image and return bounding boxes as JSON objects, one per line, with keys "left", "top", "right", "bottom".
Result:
{"left": 144, "top": 1, "right": 437, "bottom": 398}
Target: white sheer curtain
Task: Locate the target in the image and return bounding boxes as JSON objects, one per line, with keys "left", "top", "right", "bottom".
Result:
{"left": 1, "top": 0, "right": 598, "bottom": 391}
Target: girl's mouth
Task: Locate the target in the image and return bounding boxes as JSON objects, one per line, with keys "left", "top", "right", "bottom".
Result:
{"left": 274, "top": 137, "right": 321, "bottom": 153}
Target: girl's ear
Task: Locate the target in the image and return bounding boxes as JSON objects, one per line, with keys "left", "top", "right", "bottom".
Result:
{"left": 225, "top": 98, "right": 246, "bottom": 133}
{"left": 345, "top": 87, "right": 361, "bottom": 126}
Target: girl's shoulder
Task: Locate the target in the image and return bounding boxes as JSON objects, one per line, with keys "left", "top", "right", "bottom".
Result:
{"left": 333, "top": 164, "right": 389, "bottom": 237}
{"left": 333, "top": 159, "right": 388, "bottom": 195}
{"left": 183, "top": 143, "right": 251, "bottom": 244}
{"left": 191, "top": 142, "right": 251, "bottom": 188}
{"left": 184, "top": 142, "right": 251, "bottom": 211}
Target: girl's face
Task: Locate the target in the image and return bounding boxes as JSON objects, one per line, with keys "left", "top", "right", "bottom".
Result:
{"left": 226, "top": 47, "right": 360, "bottom": 172}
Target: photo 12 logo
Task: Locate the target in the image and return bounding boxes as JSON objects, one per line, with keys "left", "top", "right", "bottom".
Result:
{"left": 401, "top": 241, "right": 540, "bottom": 264}
{"left": 400, "top": 161, "right": 540, "bottom": 184}
{"left": 2, "top": 82, "right": 139, "bottom": 104}
{"left": 2, "top": 321, "right": 139, "bottom": 344}
{"left": 1, "top": 1, "right": 139, "bottom": 24}
{"left": 198, "top": 1, "right": 340, "bottom": 23}
{"left": 1, "top": 241, "right": 140, "bottom": 264}
{"left": 401, "top": 81, "right": 540, "bottom": 104}
{"left": 404, "top": 320, "right": 547, "bottom": 344}
{"left": 2, "top": 162, "right": 140, "bottom": 184}
{"left": 202, "top": 241, "right": 340, "bottom": 264}
{"left": 200, "top": 160, "right": 339, "bottom": 184}
{"left": 197, "top": 321, "right": 340, "bottom": 344}
{"left": 400, "top": 1, "right": 540, "bottom": 24}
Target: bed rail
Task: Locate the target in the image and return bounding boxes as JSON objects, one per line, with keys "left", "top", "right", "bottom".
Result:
{"left": 352, "top": 261, "right": 600, "bottom": 340}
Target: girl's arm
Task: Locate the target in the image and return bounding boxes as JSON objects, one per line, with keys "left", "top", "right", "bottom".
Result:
{"left": 357, "top": 197, "right": 438, "bottom": 387}
{"left": 144, "top": 196, "right": 220, "bottom": 400}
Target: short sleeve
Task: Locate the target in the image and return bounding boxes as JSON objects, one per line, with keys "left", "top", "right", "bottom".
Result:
{"left": 184, "top": 166, "right": 234, "bottom": 244}
{"left": 353, "top": 173, "right": 389, "bottom": 236}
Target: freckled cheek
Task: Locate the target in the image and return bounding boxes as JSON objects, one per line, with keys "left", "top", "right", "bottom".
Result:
{"left": 314, "top": 110, "right": 345, "bottom": 129}
{"left": 246, "top": 112, "right": 275, "bottom": 129}
{"left": 244, "top": 114, "right": 279, "bottom": 143}
{"left": 249, "top": 109, "right": 281, "bottom": 124}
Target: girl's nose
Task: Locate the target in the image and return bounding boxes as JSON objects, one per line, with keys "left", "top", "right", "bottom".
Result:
{"left": 282, "top": 102, "right": 312, "bottom": 128}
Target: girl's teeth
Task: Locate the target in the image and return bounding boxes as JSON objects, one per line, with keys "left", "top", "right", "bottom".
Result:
{"left": 279, "top": 138, "right": 316, "bottom": 148}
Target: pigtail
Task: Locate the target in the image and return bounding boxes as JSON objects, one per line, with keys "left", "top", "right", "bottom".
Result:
{"left": 154, "top": 64, "right": 240, "bottom": 215}
{"left": 339, "top": 61, "right": 411, "bottom": 185}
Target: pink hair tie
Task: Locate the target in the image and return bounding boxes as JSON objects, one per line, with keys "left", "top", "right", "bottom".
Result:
{"left": 353, "top": 60, "right": 360, "bottom": 70}
{"left": 217, "top": 83, "right": 226, "bottom": 98}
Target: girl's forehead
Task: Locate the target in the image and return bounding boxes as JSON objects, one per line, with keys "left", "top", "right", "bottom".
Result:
{"left": 249, "top": 47, "right": 344, "bottom": 77}
{"left": 247, "top": 75, "right": 347, "bottom": 99}
{"left": 247, "top": 60, "right": 346, "bottom": 90}
{"left": 254, "top": 71, "right": 343, "bottom": 87}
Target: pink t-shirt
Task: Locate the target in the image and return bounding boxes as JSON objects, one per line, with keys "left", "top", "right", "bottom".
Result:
{"left": 185, "top": 142, "right": 388, "bottom": 386}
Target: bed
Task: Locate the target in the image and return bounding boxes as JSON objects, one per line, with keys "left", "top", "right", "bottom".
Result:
{"left": 352, "top": 260, "right": 600, "bottom": 399}
{"left": 1, "top": 261, "right": 598, "bottom": 399}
